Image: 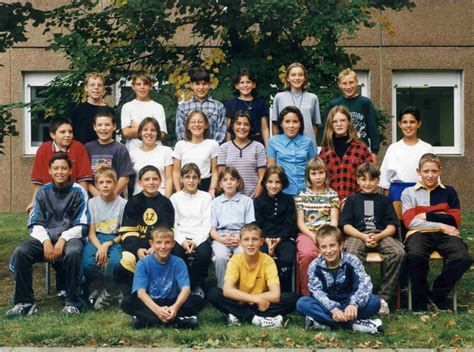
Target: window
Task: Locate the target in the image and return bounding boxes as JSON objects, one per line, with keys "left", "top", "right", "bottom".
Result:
{"left": 392, "top": 71, "right": 463, "bottom": 155}
{"left": 23, "top": 72, "right": 60, "bottom": 155}
{"left": 356, "top": 70, "right": 369, "bottom": 98}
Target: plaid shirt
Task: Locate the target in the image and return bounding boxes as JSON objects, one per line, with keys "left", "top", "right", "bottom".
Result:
{"left": 318, "top": 141, "right": 372, "bottom": 201}
{"left": 175, "top": 95, "right": 227, "bottom": 143}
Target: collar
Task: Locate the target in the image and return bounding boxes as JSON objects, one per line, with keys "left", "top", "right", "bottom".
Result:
{"left": 221, "top": 192, "right": 242, "bottom": 203}
{"left": 280, "top": 133, "right": 303, "bottom": 146}
{"left": 414, "top": 180, "right": 445, "bottom": 191}
{"left": 50, "top": 180, "right": 73, "bottom": 192}
{"left": 52, "top": 141, "right": 69, "bottom": 153}
{"left": 190, "top": 95, "right": 211, "bottom": 103}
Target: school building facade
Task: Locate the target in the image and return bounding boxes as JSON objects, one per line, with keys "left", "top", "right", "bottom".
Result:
{"left": 0, "top": 0, "right": 473, "bottom": 212}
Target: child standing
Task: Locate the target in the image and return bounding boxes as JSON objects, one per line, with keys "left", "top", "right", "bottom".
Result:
{"left": 170, "top": 163, "right": 212, "bottom": 295}
{"left": 401, "top": 153, "right": 472, "bottom": 312}
{"left": 85, "top": 110, "right": 134, "bottom": 197}
{"left": 121, "top": 227, "right": 204, "bottom": 329}
{"left": 271, "top": 62, "right": 321, "bottom": 152}
{"left": 121, "top": 73, "right": 167, "bottom": 151}
{"left": 224, "top": 68, "right": 270, "bottom": 145}
{"left": 326, "top": 69, "right": 380, "bottom": 162}
{"left": 296, "top": 158, "right": 340, "bottom": 296}
{"left": 341, "top": 163, "right": 405, "bottom": 314}
{"left": 82, "top": 166, "right": 127, "bottom": 309}
{"left": 254, "top": 166, "right": 297, "bottom": 292}
{"left": 380, "top": 106, "right": 433, "bottom": 201}
{"left": 173, "top": 110, "right": 219, "bottom": 196}
{"left": 210, "top": 167, "right": 255, "bottom": 288}
{"left": 297, "top": 225, "right": 384, "bottom": 334}
{"left": 130, "top": 118, "right": 173, "bottom": 197}
{"left": 268, "top": 106, "right": 316, "bottom": 196}
{"left": 175, "top": 68, "right": 227, "bottom": 144}
{"left": 8, "top": 154, "right": 89, "bottom": 317}
{"left": 208, "top": 224, "right": 298, "bottom": 328}
{"left": 318, "top": 105, "right": 373, "bottom": 201}
{"left": 218, "top": 111, "right": 267, "bottom": 198}
{"left": 118, "top": 165, "right": 175, "bottom": 292}
{"left": 71, "top": 72, "right": 115, "bottom": 145}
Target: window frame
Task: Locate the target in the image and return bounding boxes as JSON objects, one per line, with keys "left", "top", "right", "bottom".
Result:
{"left": 391, "top": 71, "right": 463, "bottom": 155}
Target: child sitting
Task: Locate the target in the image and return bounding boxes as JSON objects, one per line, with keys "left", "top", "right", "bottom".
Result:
{"left": 8, "top": 154, "right": 89, "bottom": 317}
{"left": 297, "top": 225, "right": 383, "bottom": 334}
{"left": 82, "top": 166, "right": 127, "bottom": 309}
{"left": 401, "top": 153, "right": 472, "bottom": 312}
{"left": 341, "top": 162, "right": 405, "bottom": 315}
{"left": 121, "top": 227, "right": 204, "bottom": 329}
{"left": 208, "top": 224, "right": 298, "bottom": 328}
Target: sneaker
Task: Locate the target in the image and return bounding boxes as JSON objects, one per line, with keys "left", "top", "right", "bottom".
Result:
{"left": 252, "top": 315, "right": 283, "bottom": 329}
{"left": 227, "top": 313, "right": 240, "bottom": 326}
{"left": 62, "top": 305, "right": 81, "bottom": 315}
{"left": 352, "top": 318, "right": 384, "bottom": 334}
{"left": 305, "top": 316, "right": 330, "bottom": 331}
{"left": 176, "top": 315, "right": 199, "bottom": 329}
{"left": 6, "top": 303, "right": 38, "bottom": 318}
{"left": 378, "top": 299, "right": 390, "bottom": 316}
{"left": 132, "top": 316, "right": 147, "bottom": 329}
{"left": 94, "top": 289, "right": 114, "bottom": 310}
{"left": 57, "top": 290, "right": 67, "bottom": 299}
{"left": 192, "top": 286, "right": 205, "bottom": 299}
{"left": 88, "top": 289, "right": 100, "bottom": 305}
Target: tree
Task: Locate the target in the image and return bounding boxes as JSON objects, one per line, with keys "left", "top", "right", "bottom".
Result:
{"left": 0, "top": 0, "right": 415, "bottom": 149}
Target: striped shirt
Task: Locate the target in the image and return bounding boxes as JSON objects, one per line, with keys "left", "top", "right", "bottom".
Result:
{"left": 217, "top": 140, "right": 267, "bottom": 198}
{"left": 295, "top": 187, "right": 340, "bottom": 231}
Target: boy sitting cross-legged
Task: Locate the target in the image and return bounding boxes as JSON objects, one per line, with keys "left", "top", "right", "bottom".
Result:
{"left": 297, "top": 225, "right": 384, "bottom": 334}
{"left": 208, "top": 223, "right": 298, "bottom": 329}
{"left": 121, "top": 227, "right": 204, "bottom": 329}
{"left": 8, "top": 154, "right": 89, "bottom": 317}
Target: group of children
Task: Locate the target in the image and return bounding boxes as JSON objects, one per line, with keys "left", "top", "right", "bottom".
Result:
{"left": 6, "top": 64, "right": 472, "bottom": 334}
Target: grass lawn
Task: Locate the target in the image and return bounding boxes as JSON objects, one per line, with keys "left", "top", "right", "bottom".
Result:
{"left": 0, "top": 212, "right": 472, "bottom": 349}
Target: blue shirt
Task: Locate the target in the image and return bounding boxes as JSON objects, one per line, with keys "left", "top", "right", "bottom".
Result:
{"left": 267, "top": 134, "right": 316, "bottom": 195}
{"left": 211, "top": 192, "right": 255, "bottom": 235}
{"left": 132, "top": 254, "right": 190, "bottom": 300}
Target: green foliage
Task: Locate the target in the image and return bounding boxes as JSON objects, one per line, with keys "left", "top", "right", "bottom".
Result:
{"left": 0, "top": 0, "right": 416, "bottom": 146}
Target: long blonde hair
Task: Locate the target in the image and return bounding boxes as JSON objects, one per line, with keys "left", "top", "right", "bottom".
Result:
{"left": 321, "top": 105, "right": 361, "bottom": 150}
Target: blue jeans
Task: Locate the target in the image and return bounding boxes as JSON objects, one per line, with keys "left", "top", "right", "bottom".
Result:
{"left": 82, "top": 233, "right": 122, "bottom": 292}
{"left": 297, "top": 294, "right": 381, "bottom": 329}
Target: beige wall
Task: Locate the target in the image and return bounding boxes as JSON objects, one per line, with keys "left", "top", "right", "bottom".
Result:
{"left": 1, "top": 0, "right": 473, "bottom": 211}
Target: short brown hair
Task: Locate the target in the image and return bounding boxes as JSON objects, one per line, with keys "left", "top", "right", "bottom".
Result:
{"left": 284, "top": 62, "right": 309, "bottom": 90}
{"left": 261, "top": 165, "right": 289, "bottom": 191}
{"left": 181, "top": 162, "right": 201, "bottom": 179}
{"left": 218, "top": 166, "right": 244, "bottom": 192}
{"left": 418, "top": 153, "right": 441, "bottom": 169}
{"left": 132, "top": 72, "right": 153, "bottom": 86}
{"left": 239, "top": 223, "right": 263, "bottom": 239}
{"left": 137, "top": 117, "right": 161, "bottom": 141}
{"left": 315, "top": 224, "right": 343, "bottom": 246}
{"left": 94, "top": 165, "right": 117, "bottom": 183}
{"left": 305, "top": 158, "right": 329, "bottom": 187}
{"left": 338, "top": 68, "right": 358, "bottom": 82}
{"left": 84, "top": 72, "right": 105, "bottom": 85}
{"left": 150, "top": 226, "right": 174, "bottom": 241}
{"left": 356, "top": 162, "right": 380, "bottom": 179}
{"left": 184, "top": 110, "right": 210, "bottom": 141}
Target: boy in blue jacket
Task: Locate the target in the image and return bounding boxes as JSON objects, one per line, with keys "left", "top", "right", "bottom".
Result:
{"left": 296, "top": 225, "right": 383, "bottom": 334}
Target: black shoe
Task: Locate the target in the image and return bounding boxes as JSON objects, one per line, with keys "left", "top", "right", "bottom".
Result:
{"left": 431, "top": 299, "right": 450, "bottom": 312}
{"left": 412, "top": 303, "right": 428, "bottom": 314}
{"left": 176, "top": 315, "right": 198, "bottom": 329}
{"left": 132, "top": 317, "right": 148, "bottom": 329}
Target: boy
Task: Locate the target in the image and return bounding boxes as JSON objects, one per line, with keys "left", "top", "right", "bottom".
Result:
{"left": 401, "top": 153, "right": 472, "bottom": 312}
{"left": 326, "top": 69, "right": 380, "bottom": 162}
{"left": 117, "top": 165, "right": 175, "bottom": 292}
{"left": 175, "top": 68, "right": 226, "bottom": 144}
{"left": 121, "top": 72, "right": 167, "bottom": 151}
{"left": 85, "top": 110, "right": 134, "bottom": 197}
{"left": 297, "top": 225, "right": 383, "bottom": 334}
{"left": 71, "top": 72, "right": 115, "bottom": 145}
{"left": 208, "top": 223, "right": 298, "bottom": 329}
{"left": 8, "top": 154, "right": 89, "bottom": 317}
{"left": 121, "top": 227, "right": 204, "bottom": 329}
{"left": 27, "top": 116, "right": 93, "bottom": 212}
{"left": 340, "top": 162, "right": 405, "bottom": 315}
{"left": 82, "top": 166, "right": 127, "bottom": 309}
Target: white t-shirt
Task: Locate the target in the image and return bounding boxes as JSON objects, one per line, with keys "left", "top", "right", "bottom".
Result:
{"left": 379, "top": 139, "right": 433, "bottom": 189}
{"left": 129, "top": 145, "right": 173, "bottom": 195}
{"left": 121, "top": 99, "right": 167, "bottom": 151}
{"left": 173, "top": 139, "right": 219, "bottom": 180}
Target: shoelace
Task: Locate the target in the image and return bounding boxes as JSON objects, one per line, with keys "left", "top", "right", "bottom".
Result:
{"left": 64, "top": 306, "right": 80, "bottom": 314}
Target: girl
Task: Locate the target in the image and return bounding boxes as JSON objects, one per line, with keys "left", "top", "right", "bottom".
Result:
{"left": 267, "top": 106, "right": 316, "bottom": 196}
{"left": 217, "top": 111, "right": 267, "bottom": 198}
{"left": 380, "top": 106, "right": 433, "bottom": 201}
{"left": 271, "top": 62, "right": 321, "bottom": 152}
{"left": 82, "top": 166, "right": 127, "bottom": 309}
{"left": 170, "top": 163, "right": 212, "bottom": 294}
{"left": 129, "top": 117, "right": 173, "bottom": 197}
{"left": 254, "top": 166, "right": 297, "bottom": 292}
{"left": 295, "top": 158, "right": 340, "bottom": 296}
{"left": 173, "top": 110, "right": 219, "bottom": 197}
{"left": 210, "top": 167, "right": 255, "bottom": 288}
{"left": 224, "top": 68, "right": 270, "bottom": 145}
{"left": 319, "top": 105, "right": 373, "bottom": 201}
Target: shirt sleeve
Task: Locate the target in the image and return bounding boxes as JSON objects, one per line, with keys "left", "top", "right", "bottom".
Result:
{"left": 60, "top": 225, "right": 84, "bottom": 242}
{"left": 121, "top": 103, "right": 132, "bottom": 129}
{"left": 256, "top": 143, "right": 267, "bottom": 168}
{"left": 175, "top": 258, "right": 191, "bottom": 289}
{"left": 339, "top": 196, "right": 355, "bottom": 228}
{"left": 194, "top": 193, "right": 212, "bottom": 247}
{"left": 379, "top": 145, "right": 393, "bottom": 190}
{"left": 175, "top": 104, "right": 186, "bottom": 141}
{"left": 266, "top": 138, "right": 276, "bottom": 158}
{"left": 365, "top": 99, "right": 380, "bottom": 154}
{"left": 211, "top": 199, "right": 219, "bottom": 228}
{"left": 210, "top": 140, "right": 219, "bottom": 158}
{"left": 271, "top": 94, "right": 280, "bottom": 122}
{"left": 172, "top": 141, "right": 183, "bottom": 160}
{"left": 75, "top": 143, "right": 94, "bottom": 183}
{"left": 115, "top": 144, "right": 135, "bottom": 178}
{"left": 217, "top": 144, "right": 226, "bottom": 167}
{"left": 311, "top": 94, "right": 321, "bottom": 125}
{"left": 132, "top": 258, "right": 148, "bottom": 293}
{"left": 224, "top": 254, "right": 239, "bottom": 284}
{"left": 244, "top": 197, "right": 256, "bottom": 223}
{"left": 164, "top": 147, "right": 173, "bottom": 166}
{"left": 307, "top": 260, "right": 341, "bottom": 312}
{"left": 264, "top": 256, "right": 280, "bottom": 287}
{"left": 348, "top": 255, "right": 373, "bottom": 308}
{"left": 157, "top": 103, "right": 168, "bottom": 134}
{"left": 214, "top": 103, "right": 227, "bottom": 144}
{"left": 401, "top": 188, "right": 444, "bottom": 231}
{"left": 31, "top": 143, "right": 50, "bottom": 185}
{"left": 30, "top": 225, "right": 49, "bottom": 244}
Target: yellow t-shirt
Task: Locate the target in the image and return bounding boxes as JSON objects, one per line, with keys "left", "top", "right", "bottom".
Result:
{"left": 224, "top": 252, "right": 280, "bottom": 295}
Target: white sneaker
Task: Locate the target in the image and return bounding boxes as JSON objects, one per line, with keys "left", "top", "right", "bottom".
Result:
{"left": 378, "top": 299, "right": 390, "bottom": 316}
{"left": 352, "top": 318, "right": 384, "bottom": 335}
{"left": 252, "top": 315, "right": 283, "bottom": 329}
{"left": 305, "top": 316, "right": 330, "bottom": 331}
{"left": 227, "top": 313, "right": 240, "bottom": 326}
